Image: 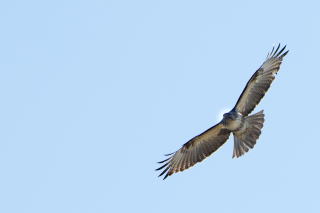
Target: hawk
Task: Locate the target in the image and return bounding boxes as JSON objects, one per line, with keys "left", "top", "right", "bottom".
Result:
{"left": 156, "top": 44, "right": 288, "bottom": 179}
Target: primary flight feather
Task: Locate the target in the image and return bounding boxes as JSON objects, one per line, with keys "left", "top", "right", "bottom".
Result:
{"left": 156, "top": 44, "right": 288, "bottom": 179}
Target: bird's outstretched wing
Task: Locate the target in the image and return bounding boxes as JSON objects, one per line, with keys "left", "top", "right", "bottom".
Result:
{"left": 233, "top": 44, "right": 289, "bottom": 116}
{"left": 156, "top": 123, "right": 230, "bottom": 179}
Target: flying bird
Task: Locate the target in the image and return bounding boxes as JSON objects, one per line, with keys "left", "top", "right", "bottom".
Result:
{"left": 156, "top": 44, "right": 288, "bottom": 179}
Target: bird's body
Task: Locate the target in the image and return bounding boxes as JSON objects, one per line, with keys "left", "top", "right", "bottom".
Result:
{"left": 222, "top": 111, "right": 244, "bottom": 131}
{"left": 157, "top": 44, "right": 288, "bottom": 179}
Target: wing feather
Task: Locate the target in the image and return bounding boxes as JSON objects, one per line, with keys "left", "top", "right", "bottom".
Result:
{"left": 234, "top": 44, "right": 288, "bottom": 116}
{"left": 156, "top": 123, "right": 230, "bottom": 179}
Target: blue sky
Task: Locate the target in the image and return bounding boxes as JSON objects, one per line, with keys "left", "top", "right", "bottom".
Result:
{"left": 1, "top": 0, "right": 319, "bottom": 212}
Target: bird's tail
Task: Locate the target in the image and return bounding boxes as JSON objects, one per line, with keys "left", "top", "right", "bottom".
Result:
{"left": 232, "top": 110, "right": 265, "bottom": 158}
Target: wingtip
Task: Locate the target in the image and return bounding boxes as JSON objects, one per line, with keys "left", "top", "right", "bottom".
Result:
{"left": 164, "top": 152, "right": 175, "bottom": 156}
{"left": 157, "top": 157, "right": 171, "bottom": 164}
{"left": 156, "top": 162, "right": 169, "bottom": 171}
{"left": 281, "top": 49, "right": 289, "bottom": 58}
{"left": 158, "top": 166, "right": 170, "bottom": 178}
{"left": 268, "top": 45, "right": 275, "bottom": 58}
{"left": 163, "top": 173, "right": 170, "bottom": 180}
{"left": 267, "top": 43, "right": 289, "bottom": 58}
{"left": 272, "top": 43, "right": 281, "bottom": 57}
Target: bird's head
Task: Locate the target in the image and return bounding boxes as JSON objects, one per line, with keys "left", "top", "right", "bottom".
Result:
{"left": 223, "top": 111, "right": 240, "bottom": 121}
{"left": 222, "top": 112, "right": 232, "bottom": 126}
{"left": 223, "top": 112, "right": 232, "bottom": 120}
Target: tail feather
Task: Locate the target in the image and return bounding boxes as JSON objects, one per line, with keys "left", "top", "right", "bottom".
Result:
{"left": 233, "top": 110, "right": 265, "bottom": 158}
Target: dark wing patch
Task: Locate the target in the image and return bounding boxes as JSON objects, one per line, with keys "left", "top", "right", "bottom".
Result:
{"left": 156, "top": 123, "right": 230, "bottom": 179}
{"left": 233, "top": 44, "right": 289, "bottom": 116}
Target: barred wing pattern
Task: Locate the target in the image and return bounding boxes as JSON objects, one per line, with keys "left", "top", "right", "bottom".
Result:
{"left": 234, "top": 44, "right": 288, "bottom": 116}
{"left": 156, "top": 123, "right": 230, "bottom": 179}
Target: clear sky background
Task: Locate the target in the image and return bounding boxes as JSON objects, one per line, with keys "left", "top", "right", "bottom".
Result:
{"left": 1, "top": 0, "right": 319, "bottom": 212}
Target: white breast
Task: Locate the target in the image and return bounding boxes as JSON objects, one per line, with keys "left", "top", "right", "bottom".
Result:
{"left": 225, "top": 119, "right": 243, "bottom": 131}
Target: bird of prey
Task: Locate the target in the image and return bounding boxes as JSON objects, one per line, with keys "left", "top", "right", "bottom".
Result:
{"left": 156, "top": 44, "right": 288, "bottom": 179}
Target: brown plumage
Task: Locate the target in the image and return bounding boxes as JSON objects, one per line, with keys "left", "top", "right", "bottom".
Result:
{"left": 157, "top": 44, "right": 288, "bottom": 179}
{"left": 156, "top": 124, "right": 230, "bottom": 179}
{"left": 234, "top": 45, "right": 288, "bottom": 116}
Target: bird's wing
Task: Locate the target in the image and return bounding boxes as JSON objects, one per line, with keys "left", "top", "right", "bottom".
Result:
{"left": 156, "top": 123, "right": 230, "bottom": 179}
{"left": 233, "top": 44, "right": 288, "bottom": 116}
